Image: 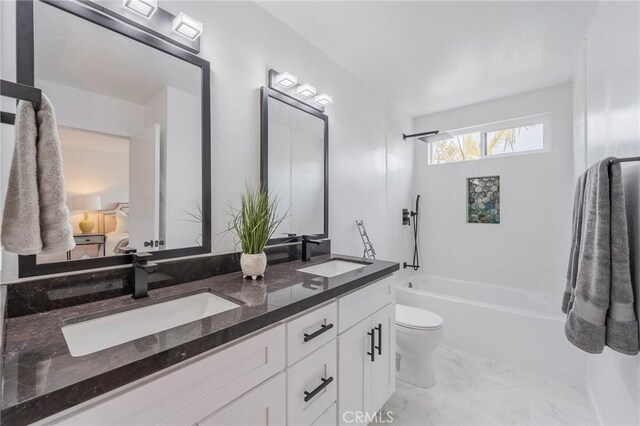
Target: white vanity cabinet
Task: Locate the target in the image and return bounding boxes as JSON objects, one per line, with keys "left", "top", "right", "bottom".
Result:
{"left": 38, "top": 274, "right": 395, "bottom": 426}
{"left": 337, "top": 278, "right": 396, "bottom": 425}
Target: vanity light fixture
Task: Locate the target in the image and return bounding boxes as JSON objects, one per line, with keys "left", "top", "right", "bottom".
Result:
{"left": 122, "top": 0, "right": 158, "bottom": 18}
{"left": 267, "top": 69, "right": 332, "bottom": 112}
{"left": 314, "top": 93, "right": 333, "bottom": 106}
{"left": 296, "top": 84, "right": 317, "bottom": 98}
{"left": 172, "top": 12, "right": 203, "bottom": 40}
{"left": 274, "top": 72, "right": 298, "bottom": 88}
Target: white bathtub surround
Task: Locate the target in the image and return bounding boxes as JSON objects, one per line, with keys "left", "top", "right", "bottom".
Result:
{"left": 413, "top": 84, "right": 575, "bottom": 297}
{"left": 376, "top": 346, "right": 598, "bottom": 426}
{"left": 396, "top": 275, "right": 588, "bottom": 385}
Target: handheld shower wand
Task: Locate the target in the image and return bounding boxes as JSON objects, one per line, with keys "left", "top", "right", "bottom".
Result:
{"left": 403, "top": 195, "right": 421, "bottom": 271}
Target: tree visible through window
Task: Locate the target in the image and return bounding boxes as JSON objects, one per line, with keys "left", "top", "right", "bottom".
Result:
{"left": 431, "top": 133, "right": 481, "bottom": 164}
{"left": 486, "top": 124, "right": 543, "bottom": 156}
{"left": 429, "top": 118, "right": 545, "bottom": 165}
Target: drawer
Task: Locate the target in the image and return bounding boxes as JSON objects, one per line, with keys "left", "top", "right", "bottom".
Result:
{"left": 338, "top": 275, "right": 394, "bottom": 333}
{"left": 287, "top": 301, "right": 337, "bottom": 366}
{"left": 312, "top": 403, "right": 337, "bottom": 426}
{"left": 75, "top": 235, "right": 104, "bottom": 244}
{"left": 196, "top": 373, "right": 286, "bottom": 426}
{"left": 287, "top": 339, "right": 337, "bottom": 426}
{"left": 51, "top": 324, "right": 285, "bottom": 425}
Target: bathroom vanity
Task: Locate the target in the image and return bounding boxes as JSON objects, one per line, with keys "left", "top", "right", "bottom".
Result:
{"left": 1, "top": 255, "right": 398, "bottom": 425}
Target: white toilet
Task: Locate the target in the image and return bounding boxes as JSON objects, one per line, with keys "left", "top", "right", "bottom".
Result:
{"left": 395, "top": 304, "right": 444, "bottom": 388}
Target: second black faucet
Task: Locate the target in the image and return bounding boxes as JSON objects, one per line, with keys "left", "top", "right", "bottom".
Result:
{"left": 301, "top": 236, "right": 322, "bottom": 262}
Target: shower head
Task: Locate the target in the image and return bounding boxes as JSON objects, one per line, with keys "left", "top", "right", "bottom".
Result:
{"left": 417, "top": 131, "right": 453, "bottom": 144}
{"left": 402, "top": 130, "right": 453, "bottom": 143}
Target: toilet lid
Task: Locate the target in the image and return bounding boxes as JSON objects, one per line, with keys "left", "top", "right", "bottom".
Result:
{"left": 396, "top": 304, "right": 444, "bottom": 330}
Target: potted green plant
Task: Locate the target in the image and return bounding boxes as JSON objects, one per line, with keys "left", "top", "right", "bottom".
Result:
{"left": 228, "top": 184, "right": 288, "bottom": 280}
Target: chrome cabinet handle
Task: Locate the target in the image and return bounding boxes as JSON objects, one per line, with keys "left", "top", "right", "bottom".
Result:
{"left": 304, "top": 323, "right": 334, "bottom": 342}
{"left": 304, "top": 376, "right": 333, "bottom": 402}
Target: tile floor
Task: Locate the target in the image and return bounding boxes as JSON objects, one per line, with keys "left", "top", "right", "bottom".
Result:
{"left": 373, "top": 346, "right": 599, "bottom": 426}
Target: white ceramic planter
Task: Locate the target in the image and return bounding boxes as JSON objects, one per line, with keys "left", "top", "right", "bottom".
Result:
{"left": 240, "top": 252, "right": 267, "bottom": 280}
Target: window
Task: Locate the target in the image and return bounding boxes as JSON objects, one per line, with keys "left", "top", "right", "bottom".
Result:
{"left": 428, "top": 115, "right": 548, "bottom": 165}
{"left": 486, "top": 123, "right": 544, "bottom": 156}
{"left": 431, "top": 133, "right": 481, "bottom": 164}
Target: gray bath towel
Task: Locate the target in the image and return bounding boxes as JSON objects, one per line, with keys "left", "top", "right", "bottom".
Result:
{"left": 1, "top": 95, "right": 75, "bottom": 255}
{"left": 563, "top": 158, "right": 639, "bottom": 355}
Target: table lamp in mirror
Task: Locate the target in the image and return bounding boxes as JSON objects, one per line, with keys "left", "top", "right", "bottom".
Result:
{"left": 69, "top": 194, "right": 102, "bottom": 234}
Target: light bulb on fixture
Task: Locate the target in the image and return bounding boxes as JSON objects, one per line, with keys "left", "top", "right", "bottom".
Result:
{"left": 122, "top": 0, "right": 158, "bottom": 18}
{"left": 296, "top": 84, "right": 316, "bottom": 98}
{"left": 274, "top": 72, "right": 297, "bottom": 88}
{"left": 314, "top": 93, "right": 333, "bottom": 106}
{"left": 172, "top": 12, "right": 204, "bottom": 40}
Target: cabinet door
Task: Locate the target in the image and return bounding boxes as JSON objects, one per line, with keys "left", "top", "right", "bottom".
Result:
{"left": 337, "top": 317, "right": 373, "bottom": 425}
{"left": 196, "top": 373, "right": 286, "bottom": 426}
{"left": 370, "top": 303, "right": 396, "bottom": 414}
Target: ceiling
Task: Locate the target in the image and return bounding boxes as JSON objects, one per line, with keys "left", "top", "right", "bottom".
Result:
{"left": 258, "top": 1, "right": 597, "bottom": 117}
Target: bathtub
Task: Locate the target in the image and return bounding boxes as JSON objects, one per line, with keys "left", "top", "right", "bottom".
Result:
{"left": 396, "top": 275, "right": 587, "bottom": 385}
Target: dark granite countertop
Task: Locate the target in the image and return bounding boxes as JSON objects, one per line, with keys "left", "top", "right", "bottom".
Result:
{"left": 1, "top": 254, "right": 398, "bottom": 425}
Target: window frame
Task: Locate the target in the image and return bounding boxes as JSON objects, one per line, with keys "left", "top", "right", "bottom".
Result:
{"left": 428, "top": 113, "right": 551, "bottom": 165}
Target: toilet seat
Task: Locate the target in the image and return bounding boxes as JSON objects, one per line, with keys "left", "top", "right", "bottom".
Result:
{"left": 396, "top": 304, "right": 444, "bottom": 331}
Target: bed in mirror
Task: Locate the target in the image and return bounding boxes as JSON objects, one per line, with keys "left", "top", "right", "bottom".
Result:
{"left": 18, "top": 0, "right": 211, "bottom": 277}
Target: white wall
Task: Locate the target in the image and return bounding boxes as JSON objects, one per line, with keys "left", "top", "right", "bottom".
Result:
{"left": 413, "top": 84, "right": 575, "bottom": 296}
{"left": 573, "top": 2, "right": 640, "bottom": 424}
{"left": 0, "top": 0, "right": 416, "bottom": 281}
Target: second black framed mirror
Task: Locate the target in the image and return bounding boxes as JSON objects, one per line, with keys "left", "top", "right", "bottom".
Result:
{"left": 260, "top": 87, "right": 329, "bottom": 246}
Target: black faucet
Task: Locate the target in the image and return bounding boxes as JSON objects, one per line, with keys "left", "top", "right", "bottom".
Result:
{"left": 131, "top": 252, "right": 158, "bottom": 299}
{"left": 301, "top": 236, "right": 322, "bottom": 262}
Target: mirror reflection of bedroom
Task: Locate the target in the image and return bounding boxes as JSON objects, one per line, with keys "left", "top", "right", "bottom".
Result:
{"left": 34, "top": 1, "right": 203, "bottom": 264}
{"left": 40, "top": 127, "right": 132, "bottom": 263}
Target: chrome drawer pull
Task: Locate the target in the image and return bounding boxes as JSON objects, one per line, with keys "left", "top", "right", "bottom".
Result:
{"left": 303, "top": 376, "right": 333, "bottom": 402}
{"left": 303, "top": 323, "right": 334, "bottom": 342}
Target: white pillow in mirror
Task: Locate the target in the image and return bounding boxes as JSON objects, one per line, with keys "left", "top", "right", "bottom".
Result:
{"left": 115, "top": 210, "right": 129, "bottom": 233}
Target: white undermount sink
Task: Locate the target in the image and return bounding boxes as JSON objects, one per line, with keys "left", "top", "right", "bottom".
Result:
{"left": 297, "top": 259, "right": 368, "bottom": 278}
{"left": 62, "top": 292, "right": 240, "bottom": 357}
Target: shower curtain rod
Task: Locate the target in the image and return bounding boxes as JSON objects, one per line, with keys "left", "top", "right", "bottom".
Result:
{"left": 0, "top": 79, "right": 42, "bottom": 125}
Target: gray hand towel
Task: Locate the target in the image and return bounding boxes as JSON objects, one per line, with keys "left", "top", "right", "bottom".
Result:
{"left": 1, "top": 94, "right": 75, "bottom": 255}
{"left": 563, "top": 158, "right": 639, "bottom": 355}
{"left": 1, "top": 99, "right": 43, "bottom": 254}
{"left": 35, "top": 95, "right": 75, "bottom": 254}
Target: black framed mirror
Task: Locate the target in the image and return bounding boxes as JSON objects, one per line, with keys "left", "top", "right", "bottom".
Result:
{"left": 16, "top": 0, "right": 211, "bottom": 277}
{"left": 260, "top": 87, "right": 329, "bottom": 246}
